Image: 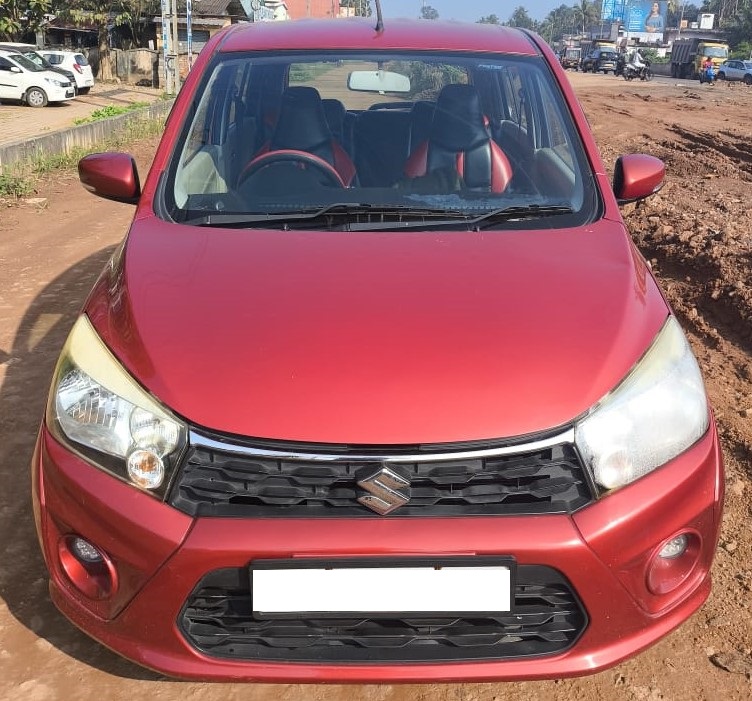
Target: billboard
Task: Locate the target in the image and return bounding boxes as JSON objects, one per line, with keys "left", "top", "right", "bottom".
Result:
{"left": 603, "top": 1, "right": 667, "bottom": 42}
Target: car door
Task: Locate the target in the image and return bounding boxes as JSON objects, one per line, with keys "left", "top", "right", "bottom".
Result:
{"left": 727, "top": 61, "right": 742, "bottom": 80}
{"left": 0, "top": 56, "right": 23, "bottom": 100}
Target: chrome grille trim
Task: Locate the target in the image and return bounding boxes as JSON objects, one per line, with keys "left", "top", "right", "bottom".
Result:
{"left": 188, "top": 428, "right": 576, "bottom": 464}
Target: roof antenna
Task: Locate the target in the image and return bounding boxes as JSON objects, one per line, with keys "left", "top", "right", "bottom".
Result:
{"left": 374, "top": 0, "right": 384, "bottom": 33}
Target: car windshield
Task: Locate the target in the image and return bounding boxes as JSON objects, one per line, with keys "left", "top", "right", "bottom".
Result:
{"left": 22, "top": 50, "right": 50, "bottom": 68}
{"left": 9, "top": 53, "right": 43, "bottom": 72}
{"left": 166, "top": 51, "right": 597, "bottom": 230}
{"left": 705, "top": 47, "right": 728, "bottom": 58}
{"left": 744, "top": 61, "right": 752, "bottom": 69}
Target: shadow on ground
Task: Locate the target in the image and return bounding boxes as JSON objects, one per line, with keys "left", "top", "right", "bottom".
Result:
{"left": 0, "top": 245, "right": 163, "bottom": 681}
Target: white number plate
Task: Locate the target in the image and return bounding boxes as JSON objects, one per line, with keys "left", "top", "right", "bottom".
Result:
{"left": 251, "top": 560, "right": 512, "bottom": 616}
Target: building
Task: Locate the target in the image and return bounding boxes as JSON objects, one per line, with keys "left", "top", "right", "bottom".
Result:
{"left": 284, "top": 1, "right": 341, "bottom": 19}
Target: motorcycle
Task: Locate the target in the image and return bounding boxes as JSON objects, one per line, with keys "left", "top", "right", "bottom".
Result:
{"left": 699, "top": 65, "right": 716, "bottom": 84}
{"left": 615, "top": 54, "right": 626, "bottom": 77}
{"left": 623, "top": 61, "right": 653, "bottom": 81}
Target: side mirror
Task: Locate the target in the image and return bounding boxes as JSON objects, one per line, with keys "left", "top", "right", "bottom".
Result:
{"left": 613, "top": 154, "right": 665, "bottom": 205}
{"left": 78, "top": 152, "right": 141, "bottom": 204}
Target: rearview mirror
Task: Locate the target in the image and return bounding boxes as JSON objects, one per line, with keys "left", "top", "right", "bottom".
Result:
{"left": 348, "top": 70, "right": 410, "bottom": 93}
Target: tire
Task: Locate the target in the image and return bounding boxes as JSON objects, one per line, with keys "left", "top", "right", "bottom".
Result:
{"left": 78, "top": 87, "right": 91, "bottom": 95}
{"left": 25, "top": 87, "right": 47, "bottom": 108}
{"left": 644, "top": 68, "right": 653, "bottom": 81}
{"left": 717, "top": 72, "right": 725, "bottom": 81}
{"left": 744, "top": 74, "right": 752, "bottom": 85}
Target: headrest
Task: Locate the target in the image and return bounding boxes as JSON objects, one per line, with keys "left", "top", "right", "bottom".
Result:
{"left": 322, "top": 98, "right": 346, "bottom": 135}
{"left": 430, "top": 84, "right": 488, "bottom": 152}
{"left": 271, "top": 86, "right": 332, "bottom": 152}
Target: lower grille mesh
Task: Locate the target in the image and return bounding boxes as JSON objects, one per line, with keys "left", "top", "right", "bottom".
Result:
{"left": 179, "top": 565, "right": 587, "bottom": 662}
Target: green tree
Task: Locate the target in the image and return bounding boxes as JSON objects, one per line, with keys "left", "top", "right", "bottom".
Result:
{"left": 0, "top": 0, "right": 52, "bottom": 41}
{"left": 420, "top": 4, "right": 439, "bottom": 20}
{"left": 722, "top": 1, "right": 752, "bottom": 53}
{"left": 477, "top": 14, "right": 501, "bottom": 24}
{"left": 572, "top": 0, "right": 600, "bottom": 35}
{"left": 508, "top": 6, "right": 538, "bottom": 30}
{"left": 666, "top": 2, "right": 700, "bottom": 27}
{"left": 54, "top": 1, "right": 161, "bottom": 78}
{"left": 55, "top": 2, "right": 131, "bottom": 80}
{"left": 539, "top": 4, "right": 581, "bottom": 43}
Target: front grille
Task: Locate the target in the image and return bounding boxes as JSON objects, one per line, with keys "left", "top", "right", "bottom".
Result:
{"left": 168, "top": 429, "right": 594, "bottom": 517}
{"left": 179, "top": 565, "right": 587, "bottom": 662}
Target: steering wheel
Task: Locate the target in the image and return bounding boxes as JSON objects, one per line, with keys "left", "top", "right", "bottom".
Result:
{"left": 238, "top": 149, "right": 346, "bottom": 189}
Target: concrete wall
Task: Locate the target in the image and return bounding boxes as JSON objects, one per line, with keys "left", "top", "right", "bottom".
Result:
{"left": 0, "top": 100, "right": 174, "bottom": 168}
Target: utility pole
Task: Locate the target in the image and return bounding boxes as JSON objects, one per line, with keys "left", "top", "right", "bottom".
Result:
{"left": 160, "top": 0, "right": 179, "bottom": 94}
{"left": 187, "top": 0, "right": 193, "bottom": 72}
{"left": 171, "top": 0, "right": 180, "bottom": 90}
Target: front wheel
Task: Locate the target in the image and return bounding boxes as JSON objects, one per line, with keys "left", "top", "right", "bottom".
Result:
{"left": 25, "top": 87, "right": 48, "bottom": 108}
{"left": 744, "top": 74, "right": 752, "bottom": 85}
{"left": 643, "top": 68, "right": 653, "bottom": 81}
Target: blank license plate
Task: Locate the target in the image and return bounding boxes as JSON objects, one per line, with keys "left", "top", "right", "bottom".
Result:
{"left": 251, "top": 558, "right": 512, "bottom": 617}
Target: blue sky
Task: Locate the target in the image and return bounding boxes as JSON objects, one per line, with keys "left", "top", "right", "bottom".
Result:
{"left": 378, "top": 1, "right": 561, "bottom": 23}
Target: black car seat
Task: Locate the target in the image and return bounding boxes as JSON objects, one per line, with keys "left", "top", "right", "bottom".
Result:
{"left": 241, "top": 86, "right": 356, "bottom": 187}
{"left": 404, "top": 84, "right": 512, "bottom": 193}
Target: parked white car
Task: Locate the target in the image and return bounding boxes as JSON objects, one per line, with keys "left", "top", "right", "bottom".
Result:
{"left": 40, "top": 50, "right": 94, "bottom": 94}
{"left": 717, "top": 59, "right": 752, "bottom": 84}
{"left": 0, "top": 48, "right": 75, "bottom": 107}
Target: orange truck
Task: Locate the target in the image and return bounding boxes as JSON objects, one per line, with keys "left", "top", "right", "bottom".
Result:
{"left": 670, "top": 37, "right": 729, "bottom": 79}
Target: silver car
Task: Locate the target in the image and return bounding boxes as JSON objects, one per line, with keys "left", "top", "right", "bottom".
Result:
{"left": 717, "top": 59, "right": 752, "bottom": 84}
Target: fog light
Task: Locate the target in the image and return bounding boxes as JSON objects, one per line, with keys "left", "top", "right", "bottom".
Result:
{"left": 127, "top": 448, "right": 165, "bottom": 489}
{"left": 658, "top": 534, "right": 689, "bottom": 560}
{"left": 58, "top": 535, "right": 117, "bottom": 600}
{"left": 71, "top": 537, "right": 104, "bottom": 563}
{"left": 647, "top": 531, "right": 700, "bottom": 596}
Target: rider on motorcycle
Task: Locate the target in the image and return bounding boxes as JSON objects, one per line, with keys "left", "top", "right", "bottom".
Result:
{"left": 626, "top": 49, "right": 646, "bottom": 76}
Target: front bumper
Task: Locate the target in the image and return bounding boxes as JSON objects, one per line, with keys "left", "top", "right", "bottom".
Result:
{"left": 32, "top": 424, "right": 724, "bottom": 682}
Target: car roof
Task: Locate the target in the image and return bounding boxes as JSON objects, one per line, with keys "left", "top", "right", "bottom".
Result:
{"left": 0, "top": 42, "right": 37, "bottom": 50}
{"left": 218, "top": 18, "right": 539, "bottom": 56}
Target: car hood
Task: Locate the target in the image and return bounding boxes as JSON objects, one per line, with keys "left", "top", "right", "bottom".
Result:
{"left": 39, "top": 68, "right": 71, "bottom": 82}
{"left": 86, "top": 218, "right": 668, "bottom": 444}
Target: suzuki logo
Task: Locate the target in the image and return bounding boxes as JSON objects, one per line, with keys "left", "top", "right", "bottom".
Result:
{"left": 356, "top": 465, "right": 411, "bottom": 515}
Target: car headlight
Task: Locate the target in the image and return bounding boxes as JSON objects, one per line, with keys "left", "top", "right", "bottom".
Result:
{"left": 46, "top": 315, "right": 187, "bottom": 497}
{"left": 575, "top": 316, "right": 709, "bottom": 492}
{"left": 44, "top": 77, "right": 64, "bottom": 87}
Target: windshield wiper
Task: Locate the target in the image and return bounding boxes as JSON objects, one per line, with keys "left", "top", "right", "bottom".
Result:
{"left": 179, "top": 203, "right": 463, "bottom": 229}
{"left": 466, "top": 204, "right": 575, "bottom": 230}
{"left": 345, "top": 204, "right": 575, "bottom": 231}
{"left": 179, "top": 203, "right": 574, "bottom": 231}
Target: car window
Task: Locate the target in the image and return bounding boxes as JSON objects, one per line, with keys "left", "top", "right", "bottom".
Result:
{"left": 43, "top": 53, "right": 62, "bottom": 65}
{"left": 8, "top": 53, "right": 43, "bottom": 72}
{"left": 22, "top": 51, "right": 46, "bottom": 67}
{"left": 75, "top": 54, "right": 89, "bottom": 66}
{"left": 168, "top": 51, "right": 596, "bottom": 230}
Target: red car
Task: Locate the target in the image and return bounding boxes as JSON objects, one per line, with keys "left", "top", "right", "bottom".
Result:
{"left": 32, "top": 12, "right": 723, "bottom": 683}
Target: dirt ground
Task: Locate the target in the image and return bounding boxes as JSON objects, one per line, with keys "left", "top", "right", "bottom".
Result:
{"left": 1, "top": 72, "right": 751, "bottom": 700}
